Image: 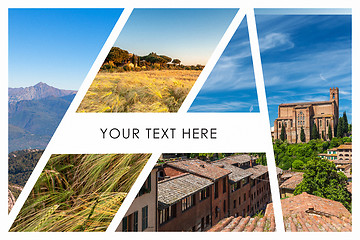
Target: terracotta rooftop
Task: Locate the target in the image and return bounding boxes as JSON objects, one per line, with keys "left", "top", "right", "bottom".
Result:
{"left": 279, "top": 192, "right": 352, "bottom": 232}
{"left": 245, "top": 165, "right": 268, "bottom": 179}
{"left": 216, "top": 154, "right": 253, "bottom": 166}
{"left": 212, "top": 162, "right": 252, "bottom": 183}
{"left": 280, "top": 170, "right": 297, "bottom": 180}
{"left": 207, "top": 204, "right": 275, "bottom": 232}
{"left": 158, "top": 173, "right": 213, "bottom": 207}
{"left": 209, "top": 193, "right": 352, "bottom": 232}
{"left": 337, "top": 144, "right": 352, "bottom": 150}
{"left": 243, "top": 165, "right": 282, "bottom": 179}
{"left": 166, "top": 159, "right": 231, "bottom": 181}
{"left": 279, "top": 172, "right": 304, "bottom": 190}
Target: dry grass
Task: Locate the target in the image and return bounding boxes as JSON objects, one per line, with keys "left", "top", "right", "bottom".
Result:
{"left": 10, "top": 154, "right": 150, "bottom": 232}
{"left": 77, "top": 70, "right": 200, "bottom": 112}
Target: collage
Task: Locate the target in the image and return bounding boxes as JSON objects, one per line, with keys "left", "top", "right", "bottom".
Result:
{"left": 2, "top": 1, "right": 358, "bottom": 239}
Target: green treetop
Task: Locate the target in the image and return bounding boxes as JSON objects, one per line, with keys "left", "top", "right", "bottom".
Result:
{"left": 294, "top": 157, "right": 351, "bottom": 211}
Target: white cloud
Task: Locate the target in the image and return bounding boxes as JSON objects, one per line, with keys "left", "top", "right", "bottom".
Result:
{"left": 320, "top": 74, "right": 327, "bottom": 81}
{"left": 259, "top": 33, "right": 294, "bottom": 52}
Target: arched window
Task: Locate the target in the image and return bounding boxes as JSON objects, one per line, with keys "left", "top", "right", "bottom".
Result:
{"left": 298, "top": 112, "right": 305, "bottom": 126}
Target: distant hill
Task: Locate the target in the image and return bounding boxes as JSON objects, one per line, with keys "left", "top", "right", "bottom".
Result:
{"left": 8, "top": 82, "right": 76, "bottom": 102}
{"left": 8, "top": 94, "right": 75, "bottom": 152}
{"left": 8, "top": 149, "right": 44, "bottom": 187}
{"left": 8, "top": 83, "right": 76, "bottom": 152}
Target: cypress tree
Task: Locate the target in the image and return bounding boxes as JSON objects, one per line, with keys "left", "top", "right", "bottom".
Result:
{"left": 280, "top": 123, "right": 286, "bottom": 141}
{"left": 328, "top": 123, "right": 332, "bottom": 140}
{"left": 311, "top": 120, "right": 320, "bottom": 139}
{"left": 337, "top": 117, "right": 344, "bottom": 138}
{"left": 300, "top": 126, "right": 306, "bottom": 142}
{"left": 343, "top": 111, "right": 348, "bottom": 134}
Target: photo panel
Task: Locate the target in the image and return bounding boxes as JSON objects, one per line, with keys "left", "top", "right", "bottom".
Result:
{"left": 116, "top": 153, "right": 280, "bottom": 232}
{"left": 8, "top": 8, "right": 124, "bottom": 212}
{"left": 10, "top": 153, "right": 151, "bottom": 232}
{"left": 77, "top": 8, "right": 238, "bottom": 113}
{"left": 255, "top": 9, "right": 352, "bottom": 232}
{"left": 188, "top": 16, "right": 259, "bottom": 113}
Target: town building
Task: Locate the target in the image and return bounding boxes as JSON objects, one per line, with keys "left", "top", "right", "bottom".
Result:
{"left": 246, "top": 165, "right": 273, "bottom": 215}
{"left": 279, "top": 172, "right": 304, "bottom": 198}
{"left": 318, "top": 142, "right": 352, "bottom": 181}
{"left": 273, "top": 88, "right": 339, "bottom": 143}
{"left": 118, "top": 154, "right": 283, "bottom": 232}
{"left": 157, "top": 154, "right": 278, "bottom": 231}
{"left": 161, "top": 159, "right": 231, "bottom": 229}
{"left": 212, "top": 162, "right": 252, "bottom": 217}
{"left": 116, "top": 168, "right": 158, "bottom": 232}
{"left": 157, "top": 173, "right": 213, "bottom": 231}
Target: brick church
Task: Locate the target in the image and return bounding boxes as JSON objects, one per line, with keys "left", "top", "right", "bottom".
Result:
{"left": 273, "top": 88, "right": 339, "bottom": 143}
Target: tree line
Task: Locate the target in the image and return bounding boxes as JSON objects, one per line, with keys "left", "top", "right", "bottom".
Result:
{"left": 101, "top": 47, "right": 204, "bottom": 72}
{"left": 279, "top": 111, "right": 351, "bottom": 142}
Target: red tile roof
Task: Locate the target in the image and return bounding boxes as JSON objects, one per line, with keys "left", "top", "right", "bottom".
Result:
{"left": 207, "top": 204, "right": 275, "bottom": 232}
{"left": 209, "top": 193, "right": 352, "bottom": 232}
{"left": 337, "top": 144, "right": 352, "bottom": 150}
{"left": 279, "top": 172, "right": 303, "bottom": 190}
{"left": 278, "top": 192, "right": 352, "bottom": 232}
{"left": 166, "top": 159, "right": 231, "bottom": 181}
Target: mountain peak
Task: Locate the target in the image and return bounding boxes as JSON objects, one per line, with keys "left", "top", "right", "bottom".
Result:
{"left": 8, "top": 83, "right": 76, "bottom": 102}
{"left": 34, "top": 82, "right": 49, "bottom": 87}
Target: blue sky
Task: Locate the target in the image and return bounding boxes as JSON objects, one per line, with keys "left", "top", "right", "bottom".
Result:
{"left": 114, "top": 8, "right": 237, "bottom": 65}
{"left": 189, "top": 16, "right": 259, "bottom": 112}
{"left": 9, "top": 8, "right": 123, "bottom": 90}
{"left": 255, "top": 14, "right": 352, "bottom": 125}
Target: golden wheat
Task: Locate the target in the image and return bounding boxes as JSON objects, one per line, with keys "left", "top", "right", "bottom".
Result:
{"left": 77, "top": 70, "right": 200, "bottom": 113}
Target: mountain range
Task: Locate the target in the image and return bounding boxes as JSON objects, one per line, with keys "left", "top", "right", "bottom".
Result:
{"left": 8, "top": 82, "right": 76, "bottom": 152}
{"left": 8, "top": 82, "right": 76, "bottom": 102}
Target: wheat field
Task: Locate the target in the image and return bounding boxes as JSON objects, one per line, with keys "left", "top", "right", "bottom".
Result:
{"left": 77, "top": 70, "right": 200, "bottom": 113}
{"left": 10, "top": 154, "right": 150, "bottom": 232}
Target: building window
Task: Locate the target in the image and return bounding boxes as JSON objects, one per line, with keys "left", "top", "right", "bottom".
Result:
{"left": 133, "top": 211, "right": 138, "bottom": 232}
{"left": 223, "top": 200, "right": 226, "bottom": 213}
{"left": 233, "top": 200, "right": 236, "bottom": 209}
{"left": 159, "top": 204, "right": 176, "bottom": 225}
{"left": 206, "top": 215, "right": 210, "bottom": 227}
{"left": 122, "top": 212, "right": 138, "bottom": 232}
{"left": 200, "top": 187, "right": 210, "bottom": 201}
{"left": 142, "top": 206, "right": 148, "bottom": 231}
{"left": 122, "top": 216, "right": 128, "bottom": 232}
{"left": 223, "top": 178, "right": 227, "bottom": 193}
{"left": 243, "top": 193, "right": 246, "bottom": 202}
{"left": 214, "top": 181, "right": 219, "bottom": 199}
{"left": 215, "top": 206, "right": 219, "bottom": 218}
{"left": 138, "top": 175, "right": 151, "bottom": 197}
{"left": 181, "top": 194, "right": 195, "bottom": 212}
{"left": 242, "top": 177, "right": 249, "bottom": 186}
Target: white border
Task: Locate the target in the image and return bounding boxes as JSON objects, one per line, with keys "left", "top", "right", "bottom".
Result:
{"left": 2, "top": 1, "right": 357, "bottom": 239}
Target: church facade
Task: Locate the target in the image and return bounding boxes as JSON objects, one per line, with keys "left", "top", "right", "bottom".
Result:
{"left": 273, "top": 88, "right": 339, "bottom": 143}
